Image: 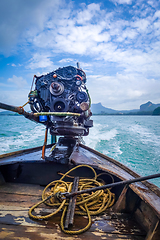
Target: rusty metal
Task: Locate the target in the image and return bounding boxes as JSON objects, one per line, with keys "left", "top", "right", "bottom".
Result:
{"left": 0, "top": 102, "right": 39, "bottom": 123}
{"left": 64, "top": 176, "right": 79, "bottom": 229}
{"left": 65, "top": 173, "right": 160, "bottom": 198}
{"left": 0, "top": 102, "right": 24, "bottom": 114}
{"left": 42, "top": 126, "right": 48, "bottom": 159}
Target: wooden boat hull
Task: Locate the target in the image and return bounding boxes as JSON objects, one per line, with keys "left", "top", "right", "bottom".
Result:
{"left": 0, "top": 144, "right": 160, "bottom": 239}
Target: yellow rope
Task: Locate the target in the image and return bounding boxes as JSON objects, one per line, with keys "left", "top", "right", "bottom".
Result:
{"left": 19, "top": 101, "right": 29, "bottom": 108}
{"left": 28, "top": 165, "right": 115, "bottom": 235}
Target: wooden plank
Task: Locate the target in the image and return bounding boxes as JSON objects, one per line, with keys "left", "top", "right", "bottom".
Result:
{"left": 0, "top": 193, "right": 146, "bottom": 238}
{"left": 0, "top": 183, "right": 44, "bottom": 196}
{"left": 0, "top": 205, "right": 45, "bottom": 228}
{"left": 0, "top": 204, "right": 145, "bottom": 235}
{"left": 90, "top": 214, "right": 146, "bottom": 236}
{"left": 0, "top": 192, "right": 42, "bottom": 207}
{"left": 145, "top": 217, "right": 159, "bottom": 240}
{"left": 0, "top": 223, "right": 145, "bottom": 240}
{"left": 112, "top": 184, "right": 128, "bottom": 212}
{"left": 0, "top": 171, "right": 5, "bottom": 185}
{"left": 135, "top": 201, "right": 159, "bottom": 231}
{"left": 0, "top": 183, "right": 44, "bottom": 207}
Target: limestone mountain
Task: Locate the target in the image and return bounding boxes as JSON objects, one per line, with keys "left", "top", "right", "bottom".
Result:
{"left": 140, "top": 101, "right": 160, "bottom": 112}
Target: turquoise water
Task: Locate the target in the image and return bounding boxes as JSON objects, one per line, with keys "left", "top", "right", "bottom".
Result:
{"left": 0, "top": 115, "right": 160, "bottom": 187}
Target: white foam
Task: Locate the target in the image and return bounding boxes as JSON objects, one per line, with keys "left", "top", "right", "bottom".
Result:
{"left": 85, "top": 123, "right": 118, "bottom": 149}
{"left": 129, "top": 124, "right": 160, "bottom": 148}
{"left": 0, "top": 124, "right": 46, "bottom": 154}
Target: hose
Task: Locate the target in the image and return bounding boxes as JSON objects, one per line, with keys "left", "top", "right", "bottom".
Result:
{"left": 34, "top": 112, "right": 81, "bottom": 117}
{"left": 28, "top": 165, "right": 115, "bottom": 235}
{"left": 86, "top": 88, "right": 91, "bottom": 108}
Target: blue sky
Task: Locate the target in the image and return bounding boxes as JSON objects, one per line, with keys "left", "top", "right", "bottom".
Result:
{"left": 0, "top": 0, "right": 160, "bottom": 110}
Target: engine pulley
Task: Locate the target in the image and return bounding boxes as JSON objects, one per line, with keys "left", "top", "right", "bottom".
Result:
{"left": 52, "top": 98, "right": 68, "bottom": 112}
{"left": 50, "top": 82, "right": 64, "bottom": 96}
{"left": 76, "top": 91, "right": 88, "bottom": 103}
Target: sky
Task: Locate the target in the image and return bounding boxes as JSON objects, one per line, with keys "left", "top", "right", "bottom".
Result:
{"left": 0, "top": 0, "right": 160, "bottom": 111}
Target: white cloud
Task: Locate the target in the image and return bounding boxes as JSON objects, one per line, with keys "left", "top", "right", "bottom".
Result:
{"left": 27, "top": 53, "right": 54, "bottom": 70}
{"left": 1, "top": 0, "right": 160, "bottom": 110}
{"left": 154, "top": 10, "right": 160, "bottom": 18}
{"left": 7, "top": 75, "right": 28, "bottom": 89}
{"left": 132, "top": 19, "right": 150, "bottom": 32}
{"left": 59, "top": 58, "right": 75, "bottom": 63}
{"left": 87, "top": 71, "right": 160, "bottom": 110}
{"left": 147, "top": 0, "right": 157, "bottom": 8}
{"left": 0, "top": 89, "right": 30, "bottom": 108}
{"left": 111, "top": 0, "right": 132, "bottom": 5}
{"left": 8, "top": 0, "right": 159, "bottom": 82}
{"left": 0, "top": 0, "right": 63, "bottom": 55}
{"left": 76, "top": 3, "right": 101, "bottom": 24}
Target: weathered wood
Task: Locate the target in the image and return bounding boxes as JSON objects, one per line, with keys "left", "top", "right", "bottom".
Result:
{"left": 90, "top": 214, "right": 146, "bottom": 236}
{"left": 145, "top": 217, "right": 159, "bottom": 240}
{"left": 1, "top": 144, "right": 160, "bottom": 239}
{"left": 0, "top": 171, "right": 5, "bottom": 185}
{"left": 135, "top": 200, "right": 159, "bottom": 232}
{"left": 112, "top": 184, "right": 129, "bottom": 212}
{"left": 0, "top": 192, "right": 42, "bottom": 207}
{"left": 0, "top": 182, "right": 146, "bottom": 239}
{"left": 0, "top": 183, "right": 43, "bottom": 207}
{"left": 0, "top": 223, "right": 145, "bottom": 240}
{"left": 0, "top": 183, "right": 44, "bottom": 196}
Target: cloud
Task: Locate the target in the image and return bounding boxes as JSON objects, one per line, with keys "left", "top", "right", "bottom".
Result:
{"left": 111, "top": 0, "right": 132, "bottom": 5}
{"left": 3, "top": 0, "right": 160, "bottom": 79}
{"left": 27, "top": 53, "right": 54, "bottom": 70}
{"left": 7, "top": 75, "right": 28, "bottom": 89}
{"left": 59, "top": 58, "right": 75, "bottom": 63}
{"left": 1, "top": 0, "right": 160, "bottom": 110}
{"left": 132, "top": 19, "right": 150, "bottom": 32}
{"left": 24, "top": 0, "right": 160, "bottom": 109}
{"left": 76, "top": 3, "right": 101, "bottom": 24}
{"left": 0, "top": 0, "right": 62, "bottom": 55}
{"left": 87, "top": 72, "right": 160, "bottom": 109}
{"left": 28, "top": 2, "right": 160, "bottom": 77}
{"left": 0, "top": 75, "right": 30, "bottom": 107}
{"left": 0, "top": 89, "right": 30, "bottom": 108}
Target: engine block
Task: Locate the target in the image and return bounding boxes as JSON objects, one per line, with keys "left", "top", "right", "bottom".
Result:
{"left": 28, "top": 65, "right": 93, "bottom": 136}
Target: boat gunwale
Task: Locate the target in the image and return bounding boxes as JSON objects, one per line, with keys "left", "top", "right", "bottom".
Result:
{"left": 0, "top": 143, "right": 160, "bottom": 202}
{"left": 79, "top": 143, "right": 160, "bottom": 197}
{"left": 0, "top": 144, "right": 53, "bottom": 160}
{"left": 0, "top": 143, "right": 160, "bottom": 194}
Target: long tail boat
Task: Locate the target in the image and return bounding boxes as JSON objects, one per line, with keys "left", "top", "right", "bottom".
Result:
{"left": 0, "top": 64, "right": 160, "bottom": 239}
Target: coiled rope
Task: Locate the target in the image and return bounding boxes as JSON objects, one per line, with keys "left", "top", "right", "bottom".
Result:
{"left": 28, "top": 165, "right": 115, "bottom": 235}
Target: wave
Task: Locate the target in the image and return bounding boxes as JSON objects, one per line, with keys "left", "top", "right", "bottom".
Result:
{"left": 85, "top": 123, "right": 118, "bottom": 149}
{"left": 0, "top": 115, "right": 160, "bottom": 187}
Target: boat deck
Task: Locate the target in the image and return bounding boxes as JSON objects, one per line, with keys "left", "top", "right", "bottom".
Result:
{"left": 0, "top": 182, "right": 146, "bottom": 239}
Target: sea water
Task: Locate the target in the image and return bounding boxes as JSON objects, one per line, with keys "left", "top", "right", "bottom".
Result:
{"left": 0, "top": 115, "right": 160, "bottom": 187}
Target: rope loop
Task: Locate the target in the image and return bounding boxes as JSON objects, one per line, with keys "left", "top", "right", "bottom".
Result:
{"left": 28, "top": 165, "right": 115, "bottom": 234}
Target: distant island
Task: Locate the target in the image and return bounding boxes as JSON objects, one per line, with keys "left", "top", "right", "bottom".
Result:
{"left": 91, "top": 101, "right": 160, "bottom": 116}
{"left": 0, "top": 111, "right": 19, "bottom": 116}
{"left": 0, "top": 101, "right": 160, "bottom": 116}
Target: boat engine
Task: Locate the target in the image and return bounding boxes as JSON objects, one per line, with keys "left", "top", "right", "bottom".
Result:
{"left": 28, "top": 65, "right": 93, "bottom": 137}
